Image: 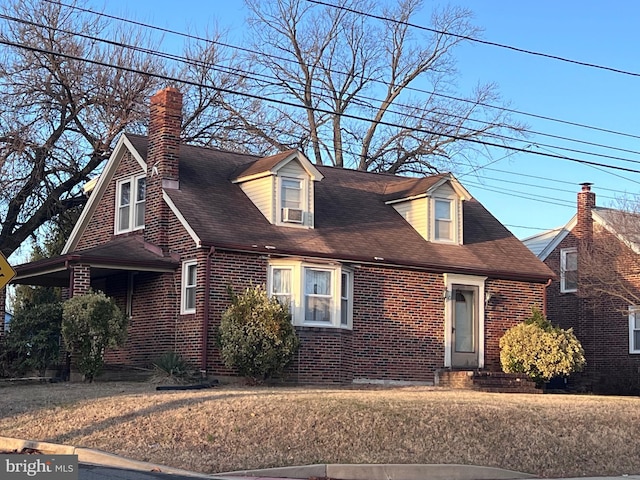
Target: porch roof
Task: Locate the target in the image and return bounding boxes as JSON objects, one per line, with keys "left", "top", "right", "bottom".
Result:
{"left": 12, "top": 236, "right": 179, "bottom": 287}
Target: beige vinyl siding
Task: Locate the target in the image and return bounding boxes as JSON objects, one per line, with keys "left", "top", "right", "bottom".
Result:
{"left": 240, "top": 176, "right": 275, "bottom": 222}
{"left": 392, "top": 198, "right": 428, "bottom": 240}
{"left": 279, "top": 160, "right": 306, "bottom": 178}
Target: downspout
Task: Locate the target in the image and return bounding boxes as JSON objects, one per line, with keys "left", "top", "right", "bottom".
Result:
{"left": 543, "top": 278, "right": 552, "bottom": 317}
{"left": 67, "top": 260, "right": 73, "bottom": 297}
{"left": 201, "top": 246, "right": 215, "bottom": 375}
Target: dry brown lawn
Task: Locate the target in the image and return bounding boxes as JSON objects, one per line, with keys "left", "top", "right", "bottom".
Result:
{"left": 0, "top": 382, "right": 639, "bottom": 478}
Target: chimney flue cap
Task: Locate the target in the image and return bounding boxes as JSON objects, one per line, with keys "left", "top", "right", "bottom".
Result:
{"left": 579, "top": 182, "right": 593, "bottom": 192}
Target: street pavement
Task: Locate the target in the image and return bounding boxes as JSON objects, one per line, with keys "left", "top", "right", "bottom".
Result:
{"left": 79, "top": 464, "right": 216, "bottom": 480}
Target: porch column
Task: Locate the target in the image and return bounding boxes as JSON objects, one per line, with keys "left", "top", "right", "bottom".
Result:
{"left": 70, "top": 264, "right": 91, "bottom": 296}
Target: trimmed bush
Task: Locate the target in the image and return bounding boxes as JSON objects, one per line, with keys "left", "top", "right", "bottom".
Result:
{"left": 500, "top": 309, "right": 585, "bottom": 383}
{"left": 219, "top": 285, "right": 299, "bottom": 383}
{"left": 62, "top": 291, "right": 128, "bottom": 382}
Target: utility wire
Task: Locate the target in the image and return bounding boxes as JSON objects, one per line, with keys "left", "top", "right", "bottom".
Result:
{"left": 41, "top": 0, "right": 640, "bottom": 142}
{"left": 307, "top": 0, "right": 640, "bottom": 78}
{"left": 5, "top": 11, "right": 640, "bottom": 170}
{"left": 3, "top": 36, "right": 640, "bottom": 177}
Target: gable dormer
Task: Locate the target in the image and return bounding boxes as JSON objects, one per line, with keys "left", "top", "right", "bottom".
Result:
{"left": 384, "top": 173, "right": 471, "bottom": 245}
{"left": 232, "top": 150, "right": 323, "bottom": 228}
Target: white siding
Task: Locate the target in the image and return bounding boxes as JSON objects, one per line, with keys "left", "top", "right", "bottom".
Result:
{"left": 240, "top": 176, "right": 275, "bottom": 222}
{"left": 279, "top": 160, "right": 306, "bottom": 178}
{"left": 434, "top": 183, "right": 456, "bottom": 197}
{"left": 393, "top": 198, "right": 428, "bottom": 240}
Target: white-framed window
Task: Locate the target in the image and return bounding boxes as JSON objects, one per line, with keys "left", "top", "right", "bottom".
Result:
{"left": 560, "top": 247, "right": 578, "bottom": 293}
{"left": 116, "top": 175, "right": 146, "bottom": 233}
{"left": 630, "top": 306, "right": 640, "bottom": 354}
{"left": 267, "top": 260, "right": 353, "bottom": 329}
{"left": 279, "top": 176, "right": 306, "bottom": 225}
{"left": 304, "top": 268, "right": 332, "bottom": 323}
{"left": 340, "top": 271, "right": 351, "bottom": 326}
{"left": 434, "top": 198, "right": 453, "bottom": 241}
{"left": 270, "top": 266, "right": 293, "bottom": 307}
{"left": 181, "top": 260, "right": 197, "bottom": 314}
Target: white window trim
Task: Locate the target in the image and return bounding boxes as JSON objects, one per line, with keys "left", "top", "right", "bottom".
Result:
{"left": 443, "top": 273, "right": 486, "bottom": 368}
{"left": 630, "top": 306, "right": 640, "bottom": 354}
{"left": 181, "top": 260, "right": 197, "bottom": 315}
{"left": 115, "top": 174, "right": 146, "bottom": 234}
{"left": 267, "top": 259, "right": 353, "bottom": 329}
{"left": 560, "top": 247, "right": 578, "bottom": 293}
{"left": 276, "top": 175, "right": 309, "bottom": 228}
{"left": 431, "top": 195, "right": 459, "bottom": 244}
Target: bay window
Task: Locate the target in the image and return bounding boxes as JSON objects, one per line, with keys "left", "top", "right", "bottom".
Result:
{"left": 268, "top": 260, "right": 353, "bottom": 328}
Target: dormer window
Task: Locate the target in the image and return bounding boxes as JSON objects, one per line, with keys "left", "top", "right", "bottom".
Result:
{"left": 281, "top": 177, "right": 304, "bottom": 224}
{"left": 434, "top": 198, "right": 453, "bottom": 241}
{"left": 385, "top": 174, "right": 469, "bottom": 245}
{"left": 116, "top": 175, "right": 146, "bottom": 233}
{"left": 232, "top": 150, "right": 323, "bottom": 228}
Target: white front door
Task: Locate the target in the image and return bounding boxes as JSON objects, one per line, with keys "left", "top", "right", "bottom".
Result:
{"left": 443, "top": 274, "right": 486, "bottom": 369}
{"left": 451, "top": 286, "right": 479, "bottom": 368}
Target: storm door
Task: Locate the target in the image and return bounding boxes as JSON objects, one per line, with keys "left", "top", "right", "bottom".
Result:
{"left": 451, "top": 285, "right": 479, "bottom": 368}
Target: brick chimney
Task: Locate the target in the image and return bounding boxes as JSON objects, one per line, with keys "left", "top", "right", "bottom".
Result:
{"left": 146, "top": 87, "right": 183, "bottom": 252}
{"left": 576, "top": 182, "right": 595, "bottom": 244}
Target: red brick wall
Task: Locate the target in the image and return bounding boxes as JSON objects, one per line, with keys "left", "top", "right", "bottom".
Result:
{"left": 544, "top": 225, "right": 640, "bottom": 393}
{"left": 77, "top": 150, "right": 145, "bottom": 251}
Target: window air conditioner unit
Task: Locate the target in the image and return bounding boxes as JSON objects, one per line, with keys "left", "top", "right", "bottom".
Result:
{"left": 283, "top": 207, "right": 304, "bottom": 224}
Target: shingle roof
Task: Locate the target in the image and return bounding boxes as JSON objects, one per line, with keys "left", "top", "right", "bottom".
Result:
{"left": 128, "top": 134, "right": 554, "bottom": 282}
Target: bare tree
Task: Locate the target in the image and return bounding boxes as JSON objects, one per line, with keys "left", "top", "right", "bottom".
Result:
{"left": 0, "top": 0, "right": 162, "bottom": 258}
{"left": 230, "top": 0, "right": 525, "bottom": 172}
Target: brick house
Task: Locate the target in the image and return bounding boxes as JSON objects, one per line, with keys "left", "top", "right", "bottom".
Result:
{"left": 8, "top": 87, "right": 554, "bottom": 385}
{"left": 524, "top": 184, "right": 640, "bottom": 393}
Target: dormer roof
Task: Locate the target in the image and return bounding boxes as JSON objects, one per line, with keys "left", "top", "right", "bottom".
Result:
{"left": 232, "top": 149, "right": 323, "bottom": 183}
{"left": 383, "top": 173, "right": 472, "bottom": 204}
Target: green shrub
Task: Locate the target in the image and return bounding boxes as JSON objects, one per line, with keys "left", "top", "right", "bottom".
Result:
{"left": 218, "top": 285, "right": 299, "bottom": 383}
{"left": 1, "top": 302, "right": 63, "bottom": 377}
{"left": 500, "top": 309, "right": 585, "bottom": 383}
{"left": 62, "top": 291, "right": 128, "bottom": 382}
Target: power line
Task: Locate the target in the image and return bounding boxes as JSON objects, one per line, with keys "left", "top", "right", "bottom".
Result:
{"left": 4, "top": 36, "right": 640, "bottom": 177}
{"left": 41, "top": 0, "right": 640, "bottom": 143}
{"left": 307, "top": 0, "right": 640, "bottom": 78}
{"left": 6, "top": 9, "right": 640, "bottom": 173}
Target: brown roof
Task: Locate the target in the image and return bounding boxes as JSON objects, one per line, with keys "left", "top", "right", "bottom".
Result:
{"left": 232, "top": 149, "right": 299, "bottom": 180}
{"left": 127, "top": 135, "right": 554, "bottom": 282}
{"left": 13, "top": 236, "right": 178, "bottom": 286}
{"left": 383, "top": 174, "right": 447, "bottom": 201}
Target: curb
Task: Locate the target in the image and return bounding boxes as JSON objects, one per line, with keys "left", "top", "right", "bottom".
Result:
{"left": 0, "top": 436, "right": 213, "bottom": 478}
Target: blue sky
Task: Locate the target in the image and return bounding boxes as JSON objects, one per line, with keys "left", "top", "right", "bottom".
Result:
{"left": 90, "top": 0, "right": 640, "bottom": 240}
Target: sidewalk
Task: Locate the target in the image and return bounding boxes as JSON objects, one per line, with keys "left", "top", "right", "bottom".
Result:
{"left": 2, "top": 435, "right": 639, "bottom": 480}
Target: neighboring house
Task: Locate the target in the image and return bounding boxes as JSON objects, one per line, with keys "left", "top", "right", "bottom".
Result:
{"left": 524, "top": 184, "right": 640, "bottom": 393}
{"left": 6, "top": 88, "right": 554, "bottom": 385}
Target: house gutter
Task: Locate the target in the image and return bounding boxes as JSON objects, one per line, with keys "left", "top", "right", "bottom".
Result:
{"left": 200, "top": 242, "right": 556, "bottom": 284}
{"left": 201, "top": 246, "right": 215, "bottom": 374}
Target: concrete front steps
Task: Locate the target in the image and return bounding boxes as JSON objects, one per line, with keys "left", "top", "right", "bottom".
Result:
{"left": 436, "top": 370, "right": 541, "bottom": 394}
